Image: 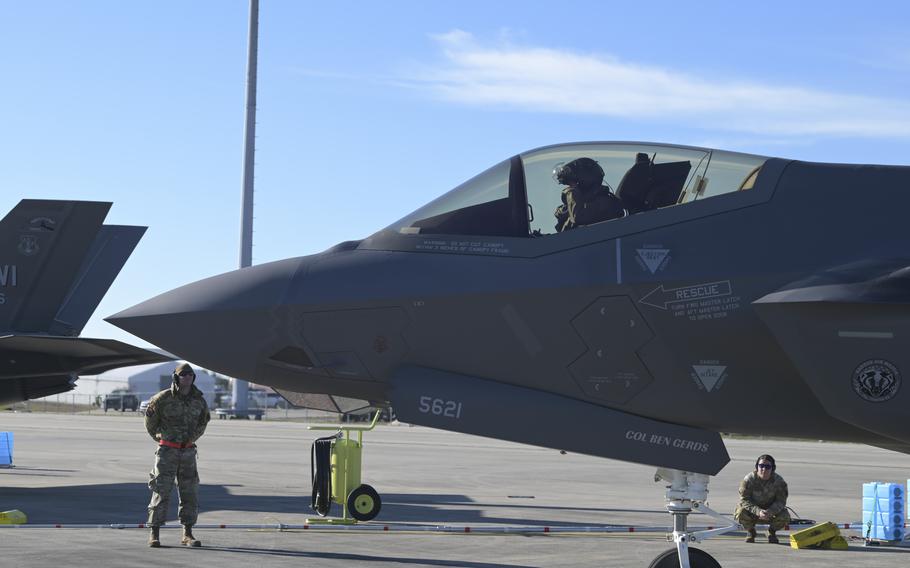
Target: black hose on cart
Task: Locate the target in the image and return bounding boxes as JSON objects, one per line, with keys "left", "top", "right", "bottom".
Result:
{"left": 311, "top": 435, "right": 336, "bottom": 516}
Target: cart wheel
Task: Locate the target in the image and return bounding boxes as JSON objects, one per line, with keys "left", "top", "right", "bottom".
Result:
{"left": 347, "top": 484, "right": 381, "bottom": 521}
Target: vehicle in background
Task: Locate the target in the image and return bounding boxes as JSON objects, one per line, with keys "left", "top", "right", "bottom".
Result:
{"left": 342, "top": 407, "right": 395, "bottom": 423}
{"left": 103, "top": 392, "right": 139, "bottom": 412}
{"left": 265, "top": 391, "right": 288, "bottom": 409}
{"left": 217, "top": 389, "right": 287, "bottom": 409}
{"left": 139, "top": 399, "right": 150, "bottom": 415}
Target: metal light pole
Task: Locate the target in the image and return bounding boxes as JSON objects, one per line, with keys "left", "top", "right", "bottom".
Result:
{"left": 233, "top": 0, "right": 259, "bottom": 415}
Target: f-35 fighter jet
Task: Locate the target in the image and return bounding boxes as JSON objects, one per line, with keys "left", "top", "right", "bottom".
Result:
{"left": 0, "top": 200, "right": 170, "bottom": 405}
{"left": 109, "top": 141, "right": 910, "bottom": 567}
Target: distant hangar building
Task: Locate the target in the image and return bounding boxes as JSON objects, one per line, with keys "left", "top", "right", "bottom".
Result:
{"left": 75, "top": 362, "right": 216, "bottom": 408}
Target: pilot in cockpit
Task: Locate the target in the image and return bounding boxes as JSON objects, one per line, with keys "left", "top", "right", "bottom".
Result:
{"left": 553, "top": 157, "right": 625, "bottom": 232}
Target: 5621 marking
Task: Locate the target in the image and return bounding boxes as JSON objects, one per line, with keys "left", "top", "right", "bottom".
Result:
{"left": 418, "top": 396, "right": 462, "bottom": 419}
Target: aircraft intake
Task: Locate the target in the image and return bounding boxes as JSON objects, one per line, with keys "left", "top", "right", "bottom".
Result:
{"left": 755, "top": 265, "right": 910, "bottom": 446}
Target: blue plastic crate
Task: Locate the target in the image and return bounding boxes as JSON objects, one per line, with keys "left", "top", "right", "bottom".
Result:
{"left": 863, "top": 482, "right": 903, "bottom": 501}
{"left": 863, "top": 511, "right": 904, "bottom": 527}
{"left": 0, "top": 432, "right": 12, "bottom": 466}
{"left": 863, "top": 524, "right": 905, "bottom": 541}
{"left": 863, "top": 482, "right": 906, "bottom": 541}
{"left": 863, "top": 497, "right": 903, "bottom": 514}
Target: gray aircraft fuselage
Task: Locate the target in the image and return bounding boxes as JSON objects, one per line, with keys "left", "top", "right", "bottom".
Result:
{"left": 109, "top": 141, "right": 910, "bottom": 475}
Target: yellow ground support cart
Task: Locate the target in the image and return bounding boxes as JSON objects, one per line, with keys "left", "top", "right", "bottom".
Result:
{"left": 308, "top": 411, "right": 382, "bottom": 524}
{"left": 0, "top": 510, "right": 27, "bottom": 525}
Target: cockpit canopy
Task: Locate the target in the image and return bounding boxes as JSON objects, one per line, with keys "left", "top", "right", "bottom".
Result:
{"left": 385, "top": 142, "right": 768, "bottom": 238}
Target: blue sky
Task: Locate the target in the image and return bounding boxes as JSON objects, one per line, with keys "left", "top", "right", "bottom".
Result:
{"left": 2, "top": 1, "right": 909, "bottom": 346}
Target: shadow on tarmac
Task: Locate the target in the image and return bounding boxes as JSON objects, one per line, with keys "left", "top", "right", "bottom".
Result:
{"left": 377, "top": 493, "right": 666, "bottom": 526}
{"left": 0, "top": 483, "right": 307, "bottom": 524}
{"left": 0, "top": 467, "right": 78, "bottom": 476}
{"left": 202, "top": 546, "right": 536, "bottom": 567}
{"left": 0, "top": 483, "right": 666, "bottom": 526}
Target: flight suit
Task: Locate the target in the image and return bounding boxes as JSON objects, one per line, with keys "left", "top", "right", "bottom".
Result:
{"left": 555, "top": 185, "right": 625, "bottom": 232}
{"left": 734, "top": 471, "right": 790, "bottom": 531}
{"left": 145, "top": 382, "right": 210, "bottom": 528}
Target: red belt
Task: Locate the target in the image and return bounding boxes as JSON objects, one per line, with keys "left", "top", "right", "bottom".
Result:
{"left": 159, "top": 440, "right": 195, "bottom": 449}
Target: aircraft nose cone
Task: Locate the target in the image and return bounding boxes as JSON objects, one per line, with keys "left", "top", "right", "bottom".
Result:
{"left": 107, "top": 258, "right": 304, "bottom": 378}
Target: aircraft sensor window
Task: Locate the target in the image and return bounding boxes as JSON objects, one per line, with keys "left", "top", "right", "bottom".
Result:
{"left": 738, "top": 166, "right": 762, "bottom": 191}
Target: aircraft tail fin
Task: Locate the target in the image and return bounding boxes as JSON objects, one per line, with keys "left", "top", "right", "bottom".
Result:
{"left": 0, "top": 200, "right": 111, "bottom": 333}
{"left": 50, "top": 225, "right": 147, "bottom": 337}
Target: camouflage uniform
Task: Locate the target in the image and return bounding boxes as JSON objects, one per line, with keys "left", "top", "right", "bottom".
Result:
{"left": 554, "top": 185, "right": 625, "bottom": 232}
{"left": 734, "top": 471, "right": 790, "bottom": 531}
{"left": 145, "top": 379, "right": 210, "bottom": 528}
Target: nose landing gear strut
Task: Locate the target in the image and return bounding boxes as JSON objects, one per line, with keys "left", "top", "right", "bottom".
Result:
{"left": 648, "top": 469, "right": 737, "bottom": 568}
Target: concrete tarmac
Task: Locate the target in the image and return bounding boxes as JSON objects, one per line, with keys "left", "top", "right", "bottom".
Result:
{"left": 1, "top": 412, "right": 909, "bottom": 567}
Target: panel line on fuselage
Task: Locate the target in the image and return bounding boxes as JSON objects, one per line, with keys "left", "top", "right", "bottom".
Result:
{"left": 616, "top": 238, "right": 622, "bottom": 284}
{"left": 837, "top": 331, "right": 894, "bottom": 339}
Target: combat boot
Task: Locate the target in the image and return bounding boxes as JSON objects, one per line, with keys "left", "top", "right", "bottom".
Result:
{"left": 181, "top": 525, "right": 201, "bottom": 547}
{"left": 148, "top": 525, "right": 160, "bottom": 548}
{"left": 768, "top": 529, "right": 779, "bottom": 544}
{"left": 744, "top": 528, "right": 756, "bottom": 543}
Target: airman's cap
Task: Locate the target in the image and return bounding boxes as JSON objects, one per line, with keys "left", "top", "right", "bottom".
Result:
{"left": 175, "top": 362, "right": 195, "bottom": 377}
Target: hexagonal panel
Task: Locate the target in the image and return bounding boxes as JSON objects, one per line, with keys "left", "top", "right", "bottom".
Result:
{"left": 569, "top": 351, "right": 653, "bottom": 403}
{"left": 569, "top": 296, "right": 654, "bottom": 403}
{"left": 571, "top": 297, "right": 653, "bottom": 350}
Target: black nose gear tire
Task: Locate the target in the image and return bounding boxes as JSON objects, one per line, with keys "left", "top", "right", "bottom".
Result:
{"left": 647, "top": 547, "right": 721, "bottom": 568}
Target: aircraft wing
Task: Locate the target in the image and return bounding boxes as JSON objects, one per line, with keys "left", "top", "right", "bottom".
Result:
{"left": 0, "top": 335, "right": 171, "bottom": 405}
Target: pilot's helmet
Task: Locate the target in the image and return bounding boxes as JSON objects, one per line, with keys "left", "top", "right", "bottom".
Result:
{"left": 553, "top": 157, "right": 605, "bottom": 188}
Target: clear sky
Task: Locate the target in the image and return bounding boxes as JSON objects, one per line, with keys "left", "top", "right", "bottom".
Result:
{"left": 2, "top": 1, "right": 909, "bottom": 347}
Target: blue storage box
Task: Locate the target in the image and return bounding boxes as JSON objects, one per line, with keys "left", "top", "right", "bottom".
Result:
{"left": 863, "top": 482, "right": 906, "bottom": 541}
{"left": 0, "top": 432, "right": 12, "bottom": 467}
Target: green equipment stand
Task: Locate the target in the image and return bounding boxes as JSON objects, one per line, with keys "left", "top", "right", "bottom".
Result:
{"left": 307, "top": 411, "right": 382, "bottom": 524}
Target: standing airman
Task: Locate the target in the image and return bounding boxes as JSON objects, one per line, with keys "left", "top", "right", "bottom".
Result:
{"left": 144, "top": 362, "right": 210, "bottom": 548}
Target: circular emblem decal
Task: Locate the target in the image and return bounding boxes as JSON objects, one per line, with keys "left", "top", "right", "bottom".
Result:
{"left": 17, "top": 234, "right": 39, "bottom": 256}
{"left": 852, "top": 359, "right": 901, "bottom": 402}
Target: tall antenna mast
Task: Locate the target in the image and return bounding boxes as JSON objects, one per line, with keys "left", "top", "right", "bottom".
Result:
{"left": 239, "top": 0, "right": 258, "bottom": 270}
{"left": 234, "top": 0, "right": 259, "bottom": 415}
